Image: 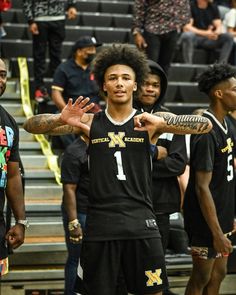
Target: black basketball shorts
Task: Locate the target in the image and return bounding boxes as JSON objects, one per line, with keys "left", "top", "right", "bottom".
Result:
{"left": 74, "top": 237, "right": 169, "bottom": 295}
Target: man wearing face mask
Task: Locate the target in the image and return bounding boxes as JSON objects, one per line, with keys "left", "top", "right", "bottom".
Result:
{"left": 52, "top": 35, "right": 102, "bottom": 112}
{"left": 51, "top": 36, "right": 102, "bottom": 149}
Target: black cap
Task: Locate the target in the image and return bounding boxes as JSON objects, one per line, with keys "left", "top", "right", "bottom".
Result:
{"left": 72, "top": 36, "right": 102, "bottom": 52}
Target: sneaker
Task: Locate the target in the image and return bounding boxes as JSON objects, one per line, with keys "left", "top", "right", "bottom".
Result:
{"left": 34, "top": 86, "right": 50, "bottom": 103}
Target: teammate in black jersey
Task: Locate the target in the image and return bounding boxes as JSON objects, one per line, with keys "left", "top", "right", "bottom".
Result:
{"left": 183, "top": 63, "right": 236, "bottom": 295}
{"left": 23, "top": 44, "right": 212, "bottom": 295}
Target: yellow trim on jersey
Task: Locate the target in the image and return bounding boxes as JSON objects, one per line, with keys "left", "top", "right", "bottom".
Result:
{"left": 51, "top": 85, "right": 64, "bottom": 92}
{"left": 17, "top": 57, "right": 61, "bottom": 186}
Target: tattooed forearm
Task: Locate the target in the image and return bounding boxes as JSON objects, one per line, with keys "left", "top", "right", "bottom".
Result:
{"left": 46, "top": 125, "right": 81, "bottom": 135}
{"left": 154, "top": 112, "right": 211, "bottom": 133}
{"left": 23, "top": 114, "right": 64, "bottom": 134}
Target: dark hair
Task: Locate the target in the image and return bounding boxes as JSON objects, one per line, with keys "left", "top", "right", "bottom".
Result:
{"left": 197, "top": 63, "right": 236, "bottom": 95}
{"left": 91, "top": 43, "right": 149, "bottom": 93}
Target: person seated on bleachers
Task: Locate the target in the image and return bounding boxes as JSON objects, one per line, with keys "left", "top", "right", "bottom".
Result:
{"left": 222, "top": 0, "right": 236, "bottom": 65}
{"left": 180, "top": 0, "right": 233, "bottom": 64}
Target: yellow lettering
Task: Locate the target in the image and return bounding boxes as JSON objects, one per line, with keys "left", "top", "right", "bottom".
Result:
{"left": 145, "top": 269, "right": 162, "bottom": 287}
{"left": 124, "top": 137, "right": 144, "bottom": 143}
{"left": 91, "top": 138, "right": 109, "bottom": 144}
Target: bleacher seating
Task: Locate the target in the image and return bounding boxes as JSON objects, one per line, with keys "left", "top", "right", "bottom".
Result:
{"left": 1, "top": 0, "right": 236, "bottom": 294}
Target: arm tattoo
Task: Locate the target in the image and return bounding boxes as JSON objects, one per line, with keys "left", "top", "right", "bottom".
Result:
{"left": 47, "top": 125, "right": 80, "bottom": 135}
{"left": 156, "top": 113, "right": 210, "bottom": 132}
{"left": 23, "top": 114, "right": 63, "bottom": 134}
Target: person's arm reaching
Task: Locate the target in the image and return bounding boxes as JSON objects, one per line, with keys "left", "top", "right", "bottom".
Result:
{"left": 134, "top": 111, "right": 213, "bottom": 141}
{"left": 63, "top": 183, "right": 83, "bottom": 242}
{"left": 5, "top": 161, "right": 26, "bottom": 249}
{"left": 23, "top": 97, "right": 95, "bottom": 136}
{"left": 195, "top": 170, "right": 233, "bottom": 255}
{"left": 51, "top": 88, "right": 67, "bottom": 111}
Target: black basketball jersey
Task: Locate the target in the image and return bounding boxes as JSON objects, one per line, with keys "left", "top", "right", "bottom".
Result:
{"left": 84, "top": 110, "right": 160, "bottom": 241}
{"left": 184, "top": 111, "right": 235, "bottom": 243}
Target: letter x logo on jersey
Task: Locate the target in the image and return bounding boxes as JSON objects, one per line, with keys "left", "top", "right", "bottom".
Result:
{"left": 108, "top": 132, "right": 126, "bottom": 148}
{"left": 145, "top": 269, "right": 162, "bottom": 287}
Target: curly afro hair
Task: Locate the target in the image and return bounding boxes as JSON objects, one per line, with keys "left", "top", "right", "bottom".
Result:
{"left": 91, "top": 43, "right": 149, "bottom": 93}
{"left": 197, "top": 63, "right": 236, "bottom": 95}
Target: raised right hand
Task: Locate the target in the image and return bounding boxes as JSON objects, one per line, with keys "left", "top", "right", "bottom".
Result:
{"left": 60, "top": 97, "right": 94, "bottom": 133}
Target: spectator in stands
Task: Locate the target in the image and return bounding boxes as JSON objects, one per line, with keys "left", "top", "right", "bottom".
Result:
{"left": 51, "top": 35, "right": 102, "bottom": 150}
{"left": 52, "top": 36, "right": 101, "bottom": 113}
{"left": 22, "top": 0, "right": 77, "bottom": 103}
{"left": 134, "top": 59, "right": 188, "bottom": 295}
{"left": 132, "top": 0, "right": 191, "bottom": 75}
{"left": 223, "top": 0, "right": 236, "bottom": 65}
{"left": 183, "top": 63, "right": 236, "bottom": 295}
{"left": 214, "top": 0, "right": 230, "bottom": 19}
{"left": 23, "top": 43, "right": 213, "bottom": 295}
{"left": 0, "top": 58, "right": 27, "bottom": 276}
{"left": 180, "top": 0, "right": 233, "bottom": 64}
{"left": 60, "top": 135, "right": 88, "bottom": 295}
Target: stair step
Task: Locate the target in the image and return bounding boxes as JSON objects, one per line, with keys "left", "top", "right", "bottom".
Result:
{"left": 21, "top": 155, "right": 48, "bottom": 169}
{"left": 25, "top": 185, "right": 62, "bottom": 200}
{"left": 19, "top": 141, "right": 41, "bottom": 150}
{"left": 19, "top": 128, "right": 36, "bottom": 141}
{"left": 23, "top": 217, "right": 64, "bottom": 237}
{"left": 14, "top": 116, "right": 28, "bottom": 125}
{"left": 1, "top": 268, "right": 65, "bottom": 281}
{"left": 25, "top": 202, "right": 61, "bottom": 213}
{"left": 2, "top": 102, "right": 24, "bottom": 116}
{"left": 24, "top": 169, "right": 55, "bottom": 179}
{"left": 4, "top": 79, "right": 19, "bottom": 93}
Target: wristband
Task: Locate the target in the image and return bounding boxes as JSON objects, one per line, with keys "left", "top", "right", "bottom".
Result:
{"left": 68, "top": 219, "right": 81, "bottom": 231}
{"left": 150, "top": 144, "right": 158, "bottom": 159}
{"left": 16, "top": 219, "right": 29, "bottom": 229}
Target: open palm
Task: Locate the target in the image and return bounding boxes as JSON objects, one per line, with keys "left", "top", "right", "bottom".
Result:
{"left": 61, "top": 97, "right": 94, "bottom": 132}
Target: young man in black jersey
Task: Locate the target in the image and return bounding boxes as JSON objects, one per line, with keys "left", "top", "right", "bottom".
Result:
{"left": 134, "top": 60, "right": 188, "bottom": 295}
{"left": 23, "top": 44, "right": 212, "bottom": 295}
{"left": 183, "top": 63, "right": 236, "bottom": 295}
{"left": 0, "top": 58, "right": 27, "bottom": 276}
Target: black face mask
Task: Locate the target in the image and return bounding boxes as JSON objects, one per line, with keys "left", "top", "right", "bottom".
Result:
{"left": 84, "top": 54, "right": 95, "bottom": 64}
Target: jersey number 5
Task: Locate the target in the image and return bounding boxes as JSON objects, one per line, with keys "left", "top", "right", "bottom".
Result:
{"left": 227, "top": 154, "right": 234, "bottom": 182}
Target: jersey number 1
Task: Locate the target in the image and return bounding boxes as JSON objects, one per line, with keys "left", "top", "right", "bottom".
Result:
{"left": 114, "top": 151, "right": 126, "bottom": 180}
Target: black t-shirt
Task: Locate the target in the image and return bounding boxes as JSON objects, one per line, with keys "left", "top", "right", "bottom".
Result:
{"left": 0, "top": 106, "right": 20, "bottom": 260}
{"left": 184, "top": 111, "right": 235, "bottom": 245}
{"left": 52, "top": 58, "right": 100, "bottom": 104}
{"left": 60, "top": 137, "right": 89, "bottom": 214}
{"left": 84, "top": 110, "right": 160, "bottom": 241}
{"left": 191, "top": 0, "right": 220, "bottom": 29}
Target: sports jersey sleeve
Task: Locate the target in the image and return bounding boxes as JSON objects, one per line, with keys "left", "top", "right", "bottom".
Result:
{"left": 52, "top": 64, "right": 66, "bottom": 90}
{"left": 61, "top": 152, "right": 82, "bottom": 184}
{"left": 152, "top": 134, "right": 187, "bottom": 178}
{"left": 191, "top": 133, "right": 215, "bottom": 172}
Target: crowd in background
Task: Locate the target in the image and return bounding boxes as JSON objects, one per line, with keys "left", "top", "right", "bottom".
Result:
{"left": 0, "top": 1, "right": 236, "bottom": 295}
